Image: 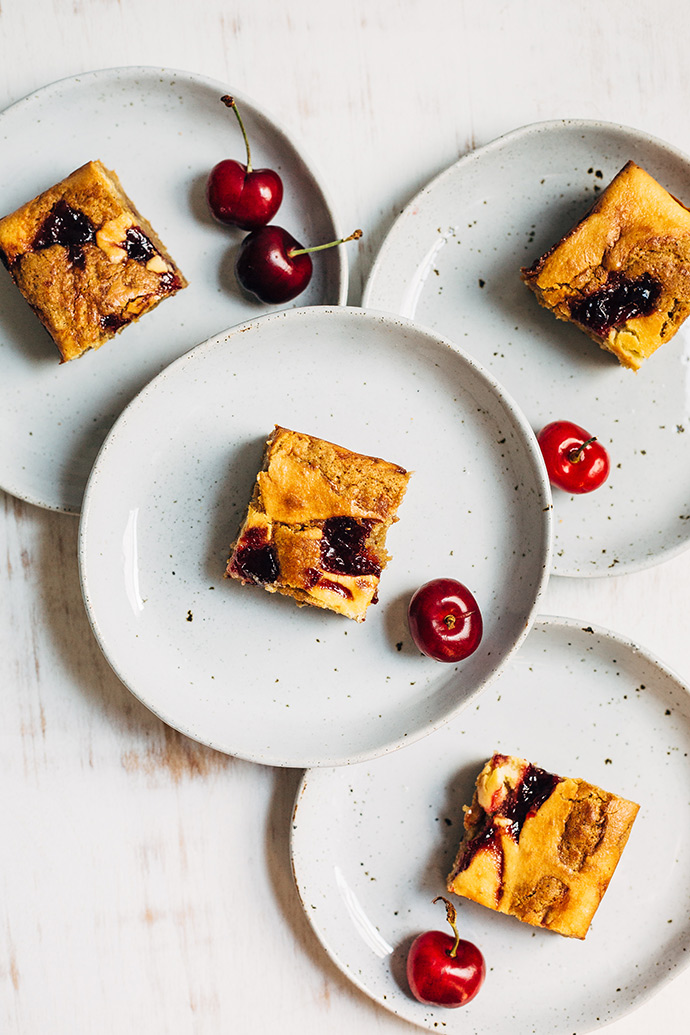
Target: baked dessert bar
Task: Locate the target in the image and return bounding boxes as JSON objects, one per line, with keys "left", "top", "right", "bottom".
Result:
{"left": 225, "top": 426, "right": 411, "bottom": 622}
{"left": 521, "top": 161, "right": 690, "bottom": 371}
{"left": 447, "top": 753, "right": 639, "bottom": 939}
{"left": 0, "top": 160, "right": 186, "bottom": 362}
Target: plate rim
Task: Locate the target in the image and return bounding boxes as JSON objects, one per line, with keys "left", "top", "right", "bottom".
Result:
{"left": 77, "top": 303, "right": 553, "bottom": 768}
{"left": 0, "top": 64, "right": 349, "bottom": 513}
{"left": 290, "top": 611, "right": 690, "bottom": 1031}
{"left": 362, "top": 117, "right": 690, "bottom": 580}
{"left": 363, "top": 116, "right": 690, "bottom": 313}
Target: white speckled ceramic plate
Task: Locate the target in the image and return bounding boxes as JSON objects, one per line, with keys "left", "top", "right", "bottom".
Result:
{"left": 363, "top": 120, "right": 690, "bottom": 577}
{"left": 0, "top": 67, "right": 347, "bottom": 513}
{"left": 291, "top": 616, "right": 690, "bottom": 1032}
{"left": 78, "top": 306, "right": 551, "bottom": 767}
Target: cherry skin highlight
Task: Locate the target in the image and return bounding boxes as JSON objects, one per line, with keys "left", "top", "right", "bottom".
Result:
{"left": 537, "top": 420, "right": 610, "bottom": 494}
{"left": 206, "top": 95, "right": 283, "bottom": 230}
{"left": 408, "top": 578, "right": 482, "bottom": 663}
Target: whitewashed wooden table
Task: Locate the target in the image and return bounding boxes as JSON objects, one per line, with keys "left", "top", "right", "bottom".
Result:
{"left": 1, "top": 1, "right": 689, "bottom": 1031}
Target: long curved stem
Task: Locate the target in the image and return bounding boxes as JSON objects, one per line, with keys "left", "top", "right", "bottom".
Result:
{"left": 221, "top": 95, "right": 253, "bottom": 172}
{"left": 433, "top": 896, "right": 460, "bottom": 958}
{"left": 289, "top": 229, "right": 363, "bottom": 257}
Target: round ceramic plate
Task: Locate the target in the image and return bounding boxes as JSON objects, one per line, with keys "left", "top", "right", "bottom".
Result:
{"left": 291, "top": 616, "right": 690, "bottom": 1032}
{"left": 363, "top": 119, "right": 690, "bottom": 577}
{"left": 78, "top": 306, "right": 551, "bottom": 767}
{"left": 0, "top": 66, "right": 347, "bottom": 513}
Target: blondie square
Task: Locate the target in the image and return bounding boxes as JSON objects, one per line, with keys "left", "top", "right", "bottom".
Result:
{"left": 447, "top": 753, "right": 639, "bottom": 939}
{"left": 521, "top": 161, "right": 690, "bottom": 371}
{"left": 0, "top": 160, "right": 186, "bottom": 362}
{"left": 225, "top": 426, "right": 411, "bottom": 622}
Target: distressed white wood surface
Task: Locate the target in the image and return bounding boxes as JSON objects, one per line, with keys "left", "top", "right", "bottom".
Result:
{"left": 2, "top": 0, "right": 690, "bottom": 1031}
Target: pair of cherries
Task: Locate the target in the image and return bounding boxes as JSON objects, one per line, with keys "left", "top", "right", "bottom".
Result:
{"left": 206, "top": 96, "right": 360, "bottom": 303}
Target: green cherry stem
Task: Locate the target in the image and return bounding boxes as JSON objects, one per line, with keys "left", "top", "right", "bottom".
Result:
{"left": 289, "top": 229, "right": 363, "bottom": 257}
{"left": 221, "top": 95, "right": 253, "bottom": 172}
{"left": 568, "top": 436, "right": 597, "bottom": 464}
{"left": 432, "top": 896, "right": 461, "bottom": 958}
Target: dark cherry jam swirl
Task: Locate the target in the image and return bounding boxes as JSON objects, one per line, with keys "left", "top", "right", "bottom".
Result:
{"left": 456, "top": 761, "right": 561, "bottom": 878}
{"left": 228, "top": 526, "right": 279, "bottom": 585}
{"left": 124, "top": 226, "right": 156, "bottom": 263}
{"left": 570, "top": 272, "right": 661, "bottom": 335}
{"left": 320, "top": 517, "right": 381, "bottom": 577}
{"left": 159, "top": 270, "right": 182, "bottom": 292}
{"left": 316, "top": 578, "right": 353, "bottom": 599}
{"left": 504, "top": 763, "right": 561, "bottom": 840}
{"left": 302, "top": 568, "right": 321, "bottom": 590}
{"left": 303, "top": 567, "right": 355, "bottom": 599}
{"left": 33, "top": 200, "right": 95, "bottom": 268}
{"left": 100, "top": 313, "right": 128, "bottom": 333}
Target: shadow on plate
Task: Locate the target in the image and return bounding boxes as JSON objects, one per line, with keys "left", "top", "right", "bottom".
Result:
{"left": 0, "top": 264, "right": 56, "bottom": 367}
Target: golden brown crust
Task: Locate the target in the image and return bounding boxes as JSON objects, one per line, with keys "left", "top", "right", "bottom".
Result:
{"left": 257, "top": 426, "right": 410, "bottom": 524}
{"left": 225, "top": 427, "right": 411, "bottom": 622}
{"left": 447, "top": 754, "right": 639, "bottom": 939}
{"left": 0, "top": 160, "right": 187, "bottom": 362}
{"left": 521, "top": 161, "right": 690, "bottom": 370}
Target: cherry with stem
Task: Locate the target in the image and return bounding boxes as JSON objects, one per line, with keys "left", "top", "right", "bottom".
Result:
{"left": 236, "top": 226, "right": 362, "bottom": 304}
{"left": 206, "top": 95, "right": 284, "bottom": 230}
{"left": 407, "top": 578, "right": 483, "bottom": 663}
{"left": 406, "top": 896, "right": 486, "bottom": 1008}
{"left": 537, "top": 421, "right": 610, "bottom": 494}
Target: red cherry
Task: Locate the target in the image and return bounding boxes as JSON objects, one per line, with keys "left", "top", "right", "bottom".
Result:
{"left": 408, "top": 578, "right": 482, "bottom": 663}
{"left": 206, "top": 96, "right": 283, "bottom": 230}
{"left": 235, "top": 226, "right": 362, "bottom": 304}
{"left": 407, "top": 897, "right": 485, "bottom": 1008}
{"left": 207, "top": 160, "right": 283, "bottom": 230}
{"left": 537, "top": 420, "right": 610, "bottom": 494}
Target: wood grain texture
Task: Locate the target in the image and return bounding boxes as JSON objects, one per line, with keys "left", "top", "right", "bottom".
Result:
{"left": 2, "top": 0, "right": 690, "bottom": 1031}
